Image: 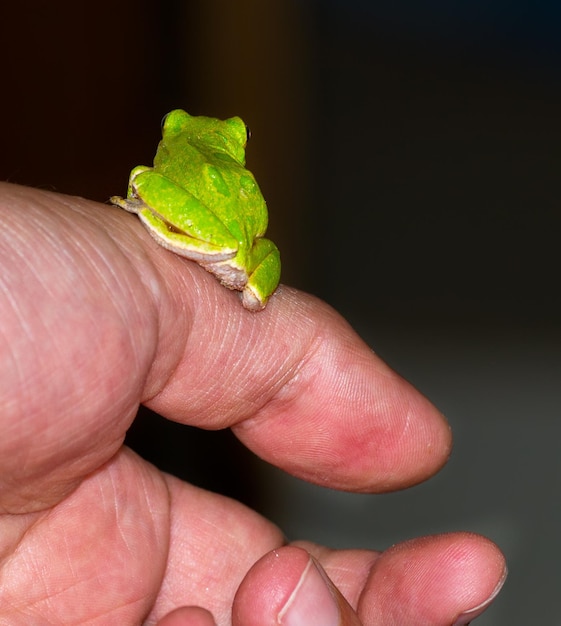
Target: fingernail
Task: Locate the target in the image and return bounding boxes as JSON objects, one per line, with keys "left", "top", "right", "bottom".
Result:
{"left": 452, "top": 565, "right": 508, "bottom": 625}
{"left": 278, "top": 557, "right": 341, "bottom": 626}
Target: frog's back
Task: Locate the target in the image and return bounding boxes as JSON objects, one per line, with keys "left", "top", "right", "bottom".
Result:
{"left": 156, "top": 138, "right": 268, "bottom": 244}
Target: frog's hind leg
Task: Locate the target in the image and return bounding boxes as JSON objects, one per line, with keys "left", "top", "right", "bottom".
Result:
{"left": 242, "top": 238, "right": 281, "bottom": 311}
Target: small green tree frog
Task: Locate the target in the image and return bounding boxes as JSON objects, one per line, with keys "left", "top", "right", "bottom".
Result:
{"left": 111, "top": 109, "right": 280, "bottom": 311}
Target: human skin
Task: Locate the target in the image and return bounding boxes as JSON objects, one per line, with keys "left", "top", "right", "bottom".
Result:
{"left": 0, "top": 182, "right": 506, "bottom": 625}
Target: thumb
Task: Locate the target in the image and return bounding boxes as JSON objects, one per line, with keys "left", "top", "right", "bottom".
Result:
{"left": 233, "top": 546, "right": 361, "bottom": 626}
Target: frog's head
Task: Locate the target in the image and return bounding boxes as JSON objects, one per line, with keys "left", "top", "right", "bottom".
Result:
{"left": 162, "top": 109, "right": 248, "bottom": 166}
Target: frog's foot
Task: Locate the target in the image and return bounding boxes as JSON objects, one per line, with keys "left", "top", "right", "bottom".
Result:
{"left": 201, "top": 238, "right": 280, "bottom": 310}
{"left": 201, "top": 261, "right": 248, "bottom": 292}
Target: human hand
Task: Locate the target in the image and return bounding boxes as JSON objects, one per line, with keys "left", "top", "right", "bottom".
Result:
{"left": 0, "top": 182, "right": 506, "bottom": 625}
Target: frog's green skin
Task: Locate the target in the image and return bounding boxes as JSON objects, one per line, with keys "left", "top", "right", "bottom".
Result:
{"left": 110, "top": 109, "right": 280, "bottom": 311}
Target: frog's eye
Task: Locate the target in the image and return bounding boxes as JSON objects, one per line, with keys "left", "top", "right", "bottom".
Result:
{"left": 245, "top": 125, "right": 251, "bottom": 143}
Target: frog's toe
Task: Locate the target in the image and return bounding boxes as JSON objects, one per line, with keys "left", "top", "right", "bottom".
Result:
{"left": 241, "top": 287, "right": 267, "bottom": 311}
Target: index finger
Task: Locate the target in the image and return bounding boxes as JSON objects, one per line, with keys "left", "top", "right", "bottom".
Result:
{"left": 1, "top": 182, "right": 451, "bottom": 506}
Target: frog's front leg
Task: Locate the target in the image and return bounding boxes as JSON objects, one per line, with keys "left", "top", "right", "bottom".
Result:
{"left": 242, "top": 238, "right": 281, "bottom": 310}
{"left": 110, "top": 166, "right": 152, "bottom": 214}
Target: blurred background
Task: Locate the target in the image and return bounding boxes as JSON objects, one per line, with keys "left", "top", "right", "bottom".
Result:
{"left": 2, "top": 1, "right": 560, "bottom": 623}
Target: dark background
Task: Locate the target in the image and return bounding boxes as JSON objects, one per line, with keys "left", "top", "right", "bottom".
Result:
{"left": 2, "top": 1, "right": 561, "bottom": 623}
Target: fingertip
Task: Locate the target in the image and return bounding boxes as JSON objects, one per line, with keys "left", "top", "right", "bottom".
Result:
{"left": 233, "top": 547, "right": 310, "bottom": 625}
{"left": 233, "top": 294, "right": 455, "bottom": 493}
{"left": 360, "top": 532, "right": 507, "bottom": 625}
{"left": 233, "top": 546, "right": 361, "bottom": 626}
